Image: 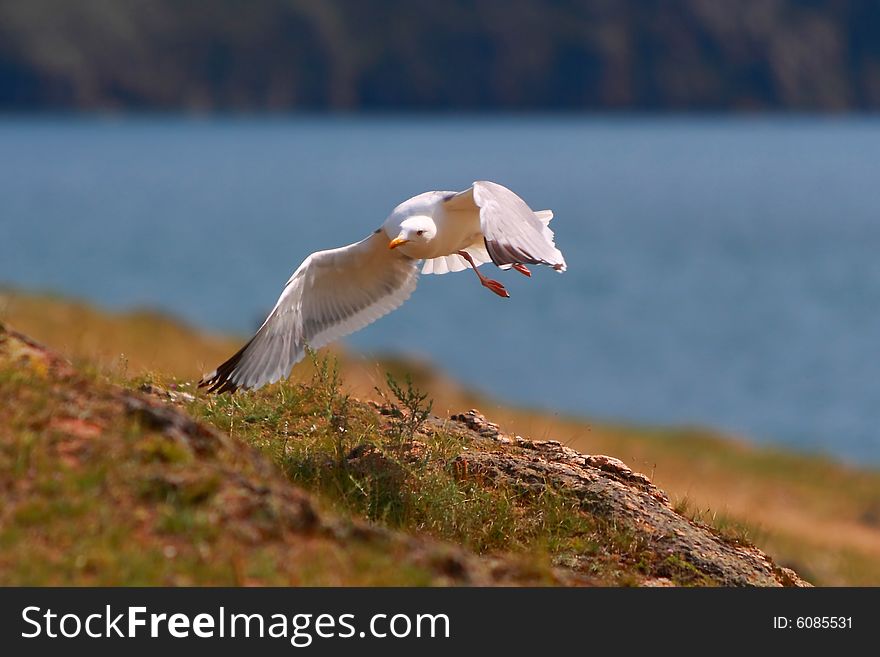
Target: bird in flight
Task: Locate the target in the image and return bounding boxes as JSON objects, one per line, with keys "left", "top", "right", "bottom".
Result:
{"left": 199, "top": 181, "right": 566, "bottom": 393}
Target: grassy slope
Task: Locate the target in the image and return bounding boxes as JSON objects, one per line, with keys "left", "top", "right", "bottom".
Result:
{"left": 0, "top": 320, "right": 717, "bottom": 587}
{"left": 3, "top": 289, "right": 879, "bottom": 585}
{"left": 0, "top": 345, "right": 424, "bottom": 586}
{"left": 5, "top": 329, "right": 593, "bottom": 586}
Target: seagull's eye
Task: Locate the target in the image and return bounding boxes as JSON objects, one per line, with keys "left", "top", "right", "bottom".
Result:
{"left": 416, "top": 230, "right": 425, "bottom": 236}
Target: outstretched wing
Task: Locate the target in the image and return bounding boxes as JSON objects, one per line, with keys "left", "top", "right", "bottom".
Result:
{"left": 200, "top": 231, "right": 419, "bottom": 393}
{"left": 442, "top": 180, "right": 566, "bottom": 272}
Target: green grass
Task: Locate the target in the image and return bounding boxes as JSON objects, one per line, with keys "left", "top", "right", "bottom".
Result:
{"left": 673, "top": 495, "right": 763, "bottom": 547}
{"left": 171, "top": 354, "right": 733, "bottom": 585}
{"left": 188, "top": 363, "right": 541, "bottom": 553}
{"left": 0, "top": 339, "right": 458, "bottom": 585}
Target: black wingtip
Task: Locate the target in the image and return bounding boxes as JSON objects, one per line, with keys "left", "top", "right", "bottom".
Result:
{"left": 198, "top": 339, "right": 253, "bottom": 395}
{"left": 198, "top": 375, "right": 240, "bottom": 395}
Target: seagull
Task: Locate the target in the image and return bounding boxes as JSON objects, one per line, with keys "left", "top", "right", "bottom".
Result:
{"left": 199, "top": 180, "right": 566, "bottom": 393}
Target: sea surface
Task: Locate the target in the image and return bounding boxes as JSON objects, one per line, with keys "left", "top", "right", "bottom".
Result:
{"left": 2, "top": 116, "right": 879, "bottom": 464}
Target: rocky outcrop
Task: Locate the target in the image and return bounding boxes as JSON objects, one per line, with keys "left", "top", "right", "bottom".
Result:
{"left": 446, "top": 410, "right": 809, "bottom": 587}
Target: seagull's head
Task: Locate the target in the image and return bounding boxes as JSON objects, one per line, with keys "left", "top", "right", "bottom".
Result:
{"left": 388, "top": 216, "right": 437, "bottom": 251}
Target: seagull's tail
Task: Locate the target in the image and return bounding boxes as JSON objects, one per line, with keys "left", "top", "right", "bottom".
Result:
{"left": 533, "top": 209, "right": 565, "bottom": 271}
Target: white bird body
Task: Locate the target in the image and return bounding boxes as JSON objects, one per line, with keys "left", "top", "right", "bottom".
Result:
{"left": 383, "top": 192, "right": 482, "bottom": 261}
{"left": 200, "top": 180, "right": 566, "bottom": 393}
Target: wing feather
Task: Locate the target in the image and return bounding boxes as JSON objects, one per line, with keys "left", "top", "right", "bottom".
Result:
{"left": 421, "top": 248, "right": 491, "bottom": 276}
{"left": 443, "top": 181, "right": 566, "bottom": 272}
{"left": 200, "top": 231, "right": 419, "bottom": 393}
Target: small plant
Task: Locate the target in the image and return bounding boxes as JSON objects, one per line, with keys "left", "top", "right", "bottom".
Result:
{"left": 674, "top": 495, "right": 756, "bottom": 546}
{"left": 307, "top": 348, "right": 351, "bottom": 463}
{"left": 376, "top": 372, "right": 433, "bottom": 449}
{"left": 116, "top": 353, "right": 129, "bottom": 381}
{"left": 308, "top": 349, "right": 342, "bottom": 417}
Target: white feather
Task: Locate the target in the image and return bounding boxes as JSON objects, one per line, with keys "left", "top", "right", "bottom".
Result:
{"left": 201, "top": 231, "right": 419, "bottom": 392}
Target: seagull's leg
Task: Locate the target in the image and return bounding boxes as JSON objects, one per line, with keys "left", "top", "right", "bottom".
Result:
{"left": 512, "top": 264, "right": 531, "bottom": 277}
{"left": 457, "top": 250, "right": 510, "bottom": 298}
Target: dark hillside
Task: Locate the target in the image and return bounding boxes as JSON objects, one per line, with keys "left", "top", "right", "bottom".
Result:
{"left": 2, "top": 0, "right": 879, "bottom": 112}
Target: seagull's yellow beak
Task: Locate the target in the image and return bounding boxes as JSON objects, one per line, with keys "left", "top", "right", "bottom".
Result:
{"left": 388, "top": 237, "right": 409, "bottom": 250}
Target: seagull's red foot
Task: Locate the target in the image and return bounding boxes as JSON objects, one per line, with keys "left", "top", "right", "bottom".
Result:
{"left": 482, "top": 278, "right": 510, "bottom": 298}
{"left": 512, "top": 263, "right": 531, "bottom": 277}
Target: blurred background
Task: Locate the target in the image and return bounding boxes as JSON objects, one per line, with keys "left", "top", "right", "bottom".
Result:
{"left": 1, "top": 0, "right": 879, "bottom": 468}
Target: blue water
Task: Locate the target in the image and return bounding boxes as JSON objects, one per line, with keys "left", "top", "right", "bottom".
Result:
{"left": 2, "top": 116, "right": 879, "bottom": 464}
